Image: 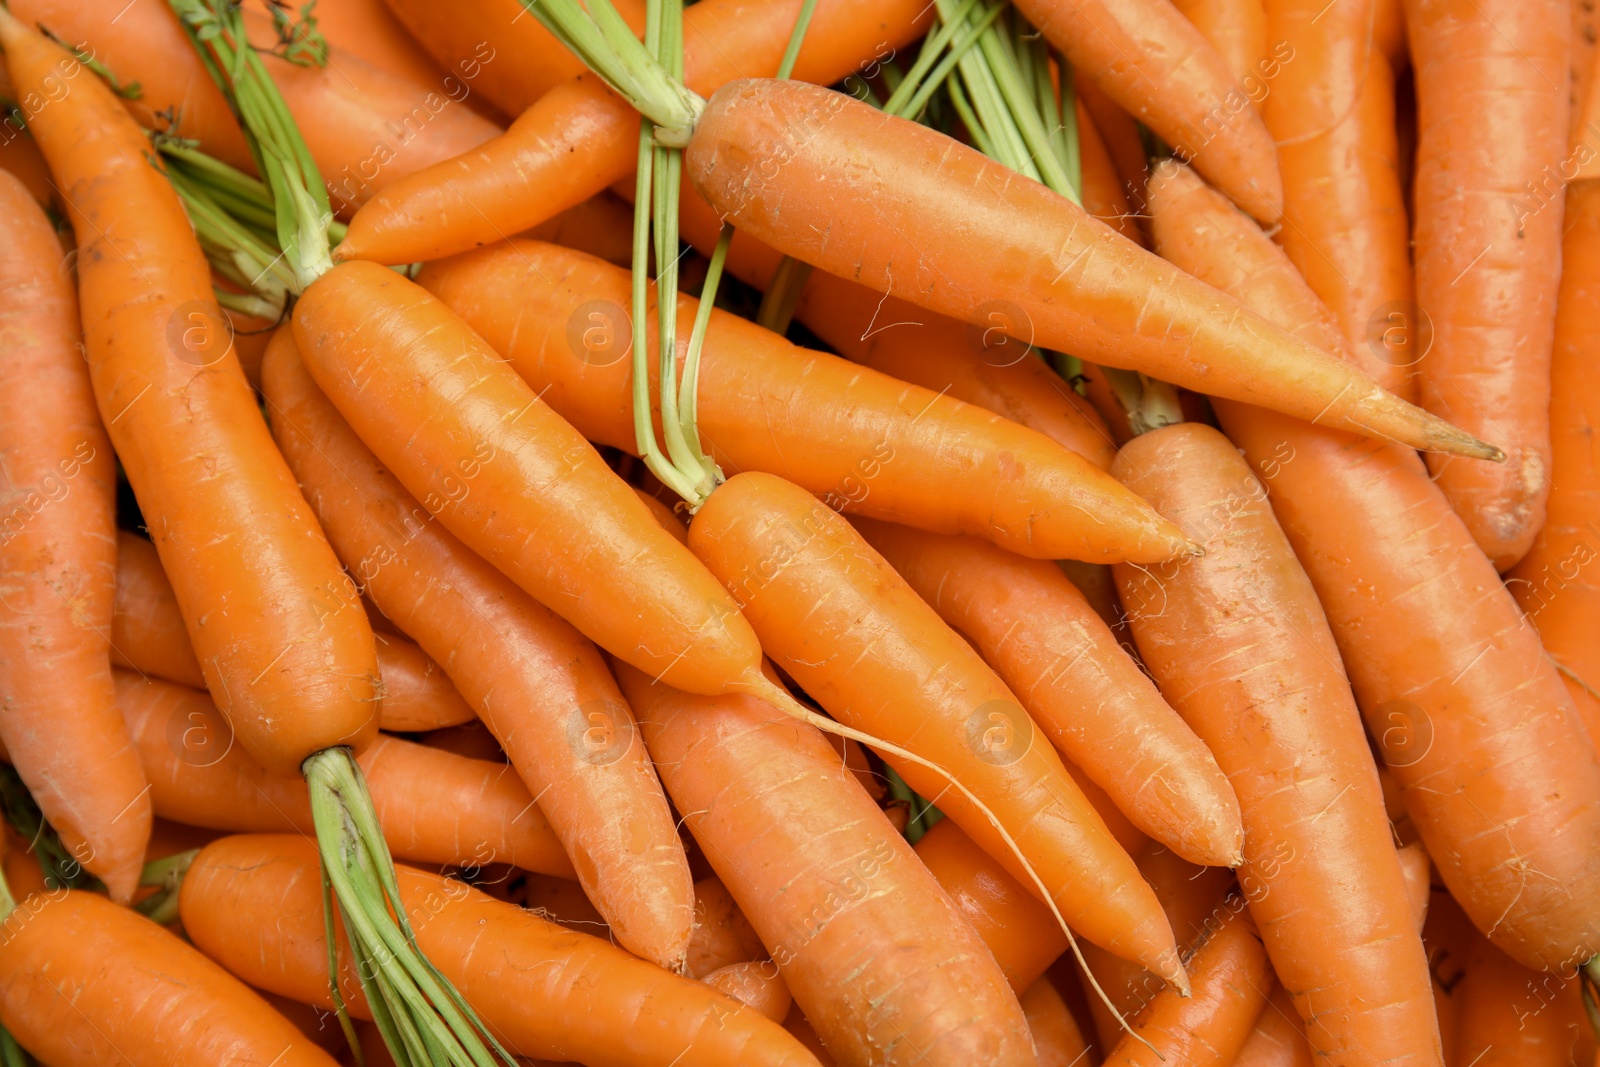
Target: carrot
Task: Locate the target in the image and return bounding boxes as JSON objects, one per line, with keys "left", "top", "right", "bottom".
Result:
{"left": 0, "top": 167, "right": 149, "bottom": 904}
{"left": 853, "top": 518, "right": 1242, "bottom": 866}
{"left": 1262, "top": 0, "right": 1417, "bottom": 400}
{"left": 259, "top": 325, "right": 693, "bottom": 968}
{"left": 1112, "top": 421, "right": 1443, "bottom": 1066}
{"left": 1078, "top": 98, "right": 1146, "bottom": 246}
{"left": 1021, "top": 976, "right": 1092, "bottom": 1067}
{"left": 526, "top": 191, "right": 637, "bottom": 266}
{"left": 0, "top": 122, "right": 55, "bottom": 210}
{"left": 1397, "top": 842, "right": 1433, "bottom": 933}
{"left": 616, "top": 662, "right": 1038, "bottom": 1065}
{"left": 685, "top": 875, "right": 768, "bottom": 979}
{"left": 1076, "top": 72, "right": 1153, "bottom": 228}
{"left": 1376, "top": 0, "right": 1408, "bottom": 69}
{"left": 1171, "top": 0, "right": 1270, "bottom": 90}
{"left": 114, "top": 669, "right": 573, "bottom": 878}
{"left": 0, "top": 886, "right": 340, "bottom": 1067}
{"left": 369, "top": 632, "right": 477, "bottom": 732}
{"left": 1146, "top": 158, "right": 1600, "bottom": 974}
{"left": 688, "top": 471, "right": 1187, "bottom": 990}
{"left": 1453, "top": 930, "right": 1596, "bottom": 1066}
{"left": 1102, "top": 900, "right": 1271, "bottom": 1067}
{"left": 180, "top": 834, "right": 822, "bottom": 1067}
{"left": 1011, "top": 0, "right": 1283, "bottom": 222}
{"left": 1234, "top": 982, "right": 1314, "bottom": 1067}
{"left": 1507, "top": 179, "right": 1600, "bottom": 746}
{"left": 1407, "top": 0, "right": 1569, "bottom": 568}
{"left": 682, "top": 79, "right": 1496, "bottom": 460}
{"left": 418, "top": 240, "right": 1187, "bottom": 563}
{"left": 702, "top": 963, "right": 794, "bottom": 1024}
{"left": 336, "top": 0, "right": 931, "bottom": 264}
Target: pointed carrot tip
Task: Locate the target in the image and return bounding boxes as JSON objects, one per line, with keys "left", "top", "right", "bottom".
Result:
{"left": 1185, "top": 540, "right": 1206, "bottom": 558}
{"left": 330, "top": 240, "right": 352, "bottom": 263}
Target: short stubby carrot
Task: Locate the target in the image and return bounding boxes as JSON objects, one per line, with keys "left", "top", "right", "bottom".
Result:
{"left": 337, "top": 0, "right": 931, "bottom": 263}
{"left": 619, "top": 663, "right": 1037, "bottom": 1066}
{"left": 261, "top": 326, "right": 692, "bottom": 968}
{"left": 1114, "top": 423, "right": 1444, "bottom": 1067}
{"left": 0, "top": 888, "right": 340, "bottom": 1067}
{"left": 418, "top": 240, "right": 1188, "bottom": 563}
{"left": 1011, "top": 0, "right": 1284, "bottom": 222}
{"left": 0, "top": 11, "right": 380, "bottom": 779}
{"left": 113, "top": 669, "right": 574, "bottom": 878}
{"left": 180, "top": 835, "right": 822, "bottom": 1067}
{"left": 854, "top": 518, "right": 1242, "bottom": 867}
{"left": 683, "top": 79, "right": 1497, "bottom": 461}
{"left": 688, "top": 471, "right": 1188, "bottom": 990}
{"left": 0, "top": 168, "right": 149, "bottom": 902}
{"left": 1407, "top": 0, "right": 1570, "bottom": 568}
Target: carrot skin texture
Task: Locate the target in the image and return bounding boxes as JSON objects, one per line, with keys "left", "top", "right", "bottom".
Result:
{"left": 853, "top": 519, "right": 1242, "bottom": 866}
{"left": 1011, "top": 0, "right": 1284, "bottom": 221}
{"left": 1452, "top": 931, "right": 1596, "bottom": 1065}
{"left": 702, "top": 963, "right": 793, "bottom": 1024}
{"left": 684, "top": 80, "right": 1492, "bottom": 461}
{"left": 1508, "top": 180, "right": 1600, "bottom": 714}
{"left": 114, "top": 669, "right": 574, "bottom": 877}
{"left": 1172, "top": 0, "right": 1270, "bottom": 89}
{"left": 689, "top": 471, "right": 1186, "bottom": 989}
{"left": 1234, "top": 981, "right": 1315, "bottom": 1067}
{"left": 0, "top": 889, "right": 339, "bottom": 1067}
{"left": 620, "top": 665, "right": 1037, "bottom": 1066}
{"left": 1262, "top": 0, "right": 1417, "bottom": 400}
{"left": 181, "top": 835, "right": 822, "bottom": 1067}
{"left": 1407, "top": 0, "right": 1569, "bottom": 568}
{"left": 339, "top": 0, "right": 930, "bottom": 264}
{"left": 0, "top": 14, "right": 381, "bottom": 776}
{"left": 1147, "top": 160, "right": 1600, "bottom": 973}
{"left": 1113, "top": 424, "right": 1443, "bottom": 1067}
{"left": 418, "top": 241, "right": 1189, "bottom": 563}
{"left": 1020, "top": 976, "right": 1092, "bottom": 1067}
{"left": 260, "top": 327, "right": 692, "bottom": 967}
{"left": 0, "top": 169, "right": 149, "bottom": 902}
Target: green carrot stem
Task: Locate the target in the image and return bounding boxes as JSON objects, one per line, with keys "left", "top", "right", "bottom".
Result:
{"left": 775, "top": 0, "right": 820, "bottom": 80}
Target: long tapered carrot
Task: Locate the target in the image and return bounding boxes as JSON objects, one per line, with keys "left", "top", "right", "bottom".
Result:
{"left": 1112, "top": 421, "right": 1442, "bottom": 1067}
{"left": 1171, "top": 0, "right": 1269, "bottom": 89}
{"left": 1010, "top": 0, "right": 1283, "bottom": 221}
{"left": 114, "top": 669, "right": 573, "bottom": 877}
{"left": 682, "top": 79, "right": 1496, "bottom": 461}
{"left": 1261, "top": 0, "right": 1416, "bottom": 401}
{"left": 853, "top": 518, "right": 1242, "bottom": 866}
{"left": 1508, "top": 179, "right": 1600, "bottom": 747}
{"left": 336, "top": 0, "right": 930, "bottom": 264}
{"left": 0, "top": 887, "right": 341, "bottom": 1067}
{"left": 418, "top": 241, "right": 1189, "bottom": 563}
{"left": 1407, "top": 0, "right": 1569, "bottom": 568}
{"left": 112, "top": 530, "right": 476, "bottom": 732}
{"left": 181, "top": 834, "right": 822, "bottom": 1067}
{"left": 617, "top": 663, "right": 1038, "bottom": 1066}
{"left": 688, "top": 471, "right": 1187, "bottom": 990}
{"left": 260, "top": 325, "right": 692, "bottom": 968}
{"left": 0, "top": 168, "right": 149, "bottom": 903}
{"left": 1147, "top": 158, "right": 1600, "bottom": 975}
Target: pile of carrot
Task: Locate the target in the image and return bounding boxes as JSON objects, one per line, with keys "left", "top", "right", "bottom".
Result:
{"left": 1, "top": 0, "right": 1597, "bottom": 1064}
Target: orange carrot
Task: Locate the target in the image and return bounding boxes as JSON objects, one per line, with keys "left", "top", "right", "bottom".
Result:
{"left": 617, "top": 663, "right": 1038, "bottom": 1065}
{"left": 0, "top": 167, "right": 149, "bottom": 903}
{"left": 1408, "top": 0, "right": 1570, "bottom": 568}
{"left": 1012, "top": 0, "right": 1283, "bottom": 221}
{"left": 1021, "top": 976, "right": 1092, "bottom": 1067}
{"left": 854, "top": 518, "right": 1242, "bottom": 866}
{"left": 1078, "top": 98, "right": 1146, "bottom": 246}
{"left": 1076, "top": 73, "right": 1153, "bottom": 228}
{"left": 1172, "top": 0, "right": 1270, "bottom": 90}
{"left": 702, "top": 963, "right": 794, "bottom": 1024}
{"left": 1234, "top": 982, "right": 1314, "bottom": 1067}
{"left": 685, "top": 875, "right": 768, "bottom": 980}
{"left": 260, "top": 325, "right": 692, "bottom": 968}
{"left": 418, "top": 240, "right": 1189, "bottom": 563}
{"left": 0, "top": 887, "right": 340, "bottom": 1066}
{"left": 181, "top": 834, "right": 822, "bottom": 1067}
{"left": 1453, "top": 930, "right": 1597, "bottom": 1065}
{"left": 688, "top": 471, "right": 1187, "bottom": 990}
{"left": 0, "top": 121, "right": 55, "bottom": 210}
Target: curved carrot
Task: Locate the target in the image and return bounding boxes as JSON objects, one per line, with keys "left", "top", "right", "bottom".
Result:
{"left": 1508, "top": 179, "right": 1600, "bottom": 745}
{"left": 688, "top": 471, "right": 1187, "bottom": 990}
{"left": 1012, "top": 0, "right": 1284, "bottom": 222}
{"left": 703, "top": 963, "right": 793, "bottom": 1024}
{"left": 1148, "top": 158, "right": 1600, "bottom": 974}
{"left": 1112, "top": 422, "right": 1443, "bottom": 1067}
{"left": 0, "top": 168, "right": 149, "bottom": 902}
{"left": 912, "top": 818, "right": 1068, "bottom": 993}
{"left": 114, "top": 669, "right": 574, "bottom": 877}
{"left": 180, "top": 834, "right": 822, "bottom": 1067}
{"left": 260, "top": 325, "right": 693, "bottom": 968}
{"left": 1408, "top": 0, "right": 1569, "bottom": 568}
{"left": 369, "top": 632, "right": 476, "bottom": 732}
{"left": 1102, "top": 901, "right": 1270, "bottom": 1067}
{"left": 853, "top": 518, "right": 1242, "bottom": 866}
{"left": 0, "top": 11, "right": 380, "bottom": 779}
{"left": 1172, "top": 0, "right": 1269, "bottom": 89}
{"left": 1233, "top": 982, "right": 1314, "bottom": 1067}
{"left": 1020, "top": 976, "right": 1092, "bottom": 1067}
{"left": 418, "top": 240, "right": 1187, "bottom": 562}
{"left": 0, "top": 888, "right": 339, "bottom": 1067}
{"left": 337, "top": 0, "right": 930, "bottom": 264}
{"left": 617, "top": 663, "right": 1037, "bottom": 1066}
{"left": 683, "top": 79, "right": 1497, "bottom": 461}
{"left": 1262, "top": 0, "right": 1416, "bottom": 400}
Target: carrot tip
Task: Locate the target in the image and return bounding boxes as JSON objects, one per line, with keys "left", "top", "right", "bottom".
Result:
{"left": 1184, "top": 540, "right": 1206, "bottom": 558}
